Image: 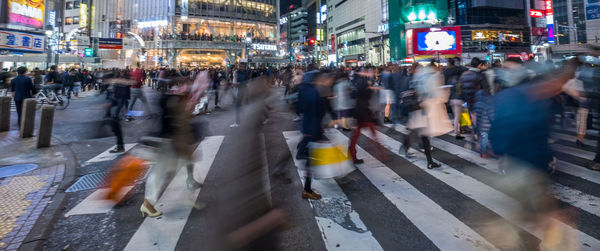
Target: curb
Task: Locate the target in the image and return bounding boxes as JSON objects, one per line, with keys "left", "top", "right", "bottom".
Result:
{"left": 19, "top": 141, "right": 79, "bottom": 251}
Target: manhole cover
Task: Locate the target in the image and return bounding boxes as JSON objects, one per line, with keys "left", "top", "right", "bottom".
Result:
{"left": 0, "top": 164, "right": 38, "bottom": 178}
{"left": 66, "top": 168, "right": 148, "bottom": 193}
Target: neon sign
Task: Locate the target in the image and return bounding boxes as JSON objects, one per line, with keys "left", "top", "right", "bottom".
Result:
{"left": 529, "top": 9, "right": 544, "bottom": 18}
{"left": 546, "top": 0, "right": 555, "bottom": 44}
{"left": 8, "top": 0, "right": 45, "bottom": 29}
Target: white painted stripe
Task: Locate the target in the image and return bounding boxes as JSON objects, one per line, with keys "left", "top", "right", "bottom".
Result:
{"left": 282, "top": 131, "right": 383, "bottom": 251}
{"left": 552, "top": 144, "right": 595, "bottom": 160}
{"left": 327, "top": 129, "right": 497, "bottom": 250}
{"left": 551, "top": 132, "right": 596, "bottom": 146}
{"left": 374, "top": 126, "right": 600, "bottom": 249}
{"left": 64, "top": 186, "right": 134, "bottom": 217}
{"left": 387, "top": 124, "right": 600, "bottom": 186}
{"left": 124, "top": 136, "right": 224, "bottom": 251}
{"left": 387, "top": 124, "right": 600, "bottom": 217}
{"left": 83, "top": 143, "right": 137, "bottom": 165}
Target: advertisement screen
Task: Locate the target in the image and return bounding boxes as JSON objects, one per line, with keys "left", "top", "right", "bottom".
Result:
{"left": 8, "top": 0, "right": 45, "bottom": 29}
{"left": 585, "top": 0, "right": 600, "bottom": 20}
{"left": 413, "top": 26, "right": 461, "bottom": 55}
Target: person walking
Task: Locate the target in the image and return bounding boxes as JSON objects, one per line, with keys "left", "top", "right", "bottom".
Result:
{"left": 10, "top": 67, "right": 35, "bottom": 128}
{"left": 332, "top": 70, "right": 353, "bottom": 131}
{"left": 128, "top": 66, "right": 150, "bottom": 114}
{"left": 443, "top": 57, "right": 467, "bottom": 139}
{"left": 230, "top": 62, "right": 249, "bottom": 128}
{"left": 0, "top": 68, "right": 10, "bottom": 96}
{"left": 401, "top": 62, "right": 452, "bottom": 169}
{"left": 457, "top": 57, "right": 490, "bottom": 136}
{"left": 107, "top": 70, "right": 132, "bottom": 153}
{"left": 348, "top": 67, "right": 388, "bottom": 164}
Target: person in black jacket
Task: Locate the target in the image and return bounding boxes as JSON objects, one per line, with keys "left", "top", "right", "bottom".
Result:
{"left": 444, "top": 57, "right": 468, "bottom": 139}
{"left": 457, "top": 57, "right": 490, "bottom": 135}
{"left": 10, "top": 67, "right": 36, "bottom": 127}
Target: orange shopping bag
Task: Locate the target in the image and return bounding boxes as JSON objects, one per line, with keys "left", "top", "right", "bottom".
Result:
{"left": 103, "top": 155, "right": 148, "bottom": 202}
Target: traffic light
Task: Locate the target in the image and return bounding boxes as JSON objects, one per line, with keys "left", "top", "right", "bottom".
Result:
{"left": 308, "top": 38, "right": 316, "bottom": 45}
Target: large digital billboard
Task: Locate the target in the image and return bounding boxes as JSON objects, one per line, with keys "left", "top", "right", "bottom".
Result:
{"left": 412, "top": 26, "right": 461, "bottom": 55}
{"left": 7, "top": 0, "right": 45, "bottom": 29}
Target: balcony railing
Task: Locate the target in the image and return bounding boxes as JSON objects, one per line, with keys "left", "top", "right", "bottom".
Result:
{"left": 175, "top": 7, "right": 276, "bottom": 24}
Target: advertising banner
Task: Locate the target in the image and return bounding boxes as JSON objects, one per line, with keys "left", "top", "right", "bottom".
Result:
{"left": 98, "top": 38, "right": 123, "bottom": 49}
{"left": 8, "top": 0, "right": 45, "bottom": 29}
{"left": 412, "top": 26, "right": 461, "bottom": 56}
{"left": 0, "top": 29, "right": 45, "bottom": 53}
{"left": 585, "top": 0, "right": 600, "bottom": 20}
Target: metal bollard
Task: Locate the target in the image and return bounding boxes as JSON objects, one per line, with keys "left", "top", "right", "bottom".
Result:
{"left": 37, "top": 105, "right": 55, "bottom": 148}
{"left": 20, "top": 98, "right": 36, "bottom": 138}
{"left": 0, "top": 96, "right": 10, "bottom": 132}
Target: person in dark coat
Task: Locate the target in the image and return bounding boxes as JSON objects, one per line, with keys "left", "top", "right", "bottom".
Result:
{"left": 348, "top": 67, "right": 388, "bottom": 164}
{"left": 10, "top": 66, "right": 36, "bottom": 128}
{"left": 457, "top": 57, "right": 490, "bottom": 135}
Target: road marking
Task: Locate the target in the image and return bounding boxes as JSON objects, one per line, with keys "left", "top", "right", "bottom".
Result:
{"left": 83, "top": 143, "right": 137, "bottom": 165}
{"left": 328, "top": 130, "right": 498, "bottom": 250}
{"left": 552, "top": 144, "right": 595, "bottom": 160}
{"left": 64, "top": 186, "right": 134, "bottom": 217}
{"left": 283, "top": 131, "right": 384, "bottom": 251}
{"left": 386, "top": 124, "right": 600, "bottom": 186}
{"left": 551, "top": 132, "right": 596, "bottom": 146}
{"left": 124, "top": 136, "right": 224, "bottom": 251}
{"left": 374, "top": 126, "right": 600, "bottom": 249}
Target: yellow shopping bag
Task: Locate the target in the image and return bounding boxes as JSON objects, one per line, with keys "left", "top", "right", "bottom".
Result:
{"left": 460, "top": 108, "right": 472, "bottom": 127}
{"left": 309, "top": 142, "right": 355, "bottom": 179}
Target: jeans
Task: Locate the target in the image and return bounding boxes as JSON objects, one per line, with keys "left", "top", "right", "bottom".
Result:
{"left": 129, "top": 88, "right": 148, "bottom": 112}
{"left": 480, "top": 132, "right": 489, "bottom": 155}
{"left": 15, "top": 100, "right": 23, "bottom": 128}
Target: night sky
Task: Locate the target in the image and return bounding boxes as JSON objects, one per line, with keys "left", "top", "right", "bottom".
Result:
{"left": 280, "top": 0, "right": 303, "bottom": 14}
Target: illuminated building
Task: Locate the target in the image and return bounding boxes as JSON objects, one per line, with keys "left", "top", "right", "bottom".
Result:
{"left": 93, "top": 0, "right": 281, "bottom": 67}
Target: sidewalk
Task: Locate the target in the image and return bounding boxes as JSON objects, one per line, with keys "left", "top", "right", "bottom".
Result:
{"left": 0, "top": 130, "right": 76, "bottom": 251}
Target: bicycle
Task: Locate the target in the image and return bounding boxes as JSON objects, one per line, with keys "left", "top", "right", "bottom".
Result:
{"left": 35, "top": 87, "right": 70, "bottom": 110}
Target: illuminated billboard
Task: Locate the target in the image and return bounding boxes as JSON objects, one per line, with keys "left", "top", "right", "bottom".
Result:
{"left": 7, "top": 0, "right": 45, "bottom": 29}
{"left": 412, "top": 26, "right": 461, "bottom": 55}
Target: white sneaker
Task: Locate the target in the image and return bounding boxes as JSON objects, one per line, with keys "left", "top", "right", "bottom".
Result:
{"left": 293, "top": 116, "right": 301, "bottom": 121}
{"left": 229, "top": 123, "right": 239, "bottom": 128}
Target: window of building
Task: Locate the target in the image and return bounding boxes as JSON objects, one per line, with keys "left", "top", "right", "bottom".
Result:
{"left": 74, "top": 0, "right": 80, "bottom": 9}
{"left": 381, "top": 0, "right": 388, "bottom": 22}
{"left": 65, "top": 17, "right": 73, "bottom": 25}
{"left": 73, "top": 17, "right": 80, "bottom": 25}
{"left": 66, "top": 1, "right": 73, "bottom": 10}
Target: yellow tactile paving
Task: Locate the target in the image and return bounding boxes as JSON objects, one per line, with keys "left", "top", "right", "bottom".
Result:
{"left": 0, "top": 176, "right": 46, "bottom": 244}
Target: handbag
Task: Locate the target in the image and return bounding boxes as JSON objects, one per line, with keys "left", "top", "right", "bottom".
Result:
{"left": 460, "top": 108, "right": 472, "bottom": 127}
{"left": 309, "top": 142, "right": 355, "bottom": 179}
{"left": 103, "top": 155, "right": 148, "bottom": 202}
{"left": 401, "top": 89, "right": 421, "bottom": 112}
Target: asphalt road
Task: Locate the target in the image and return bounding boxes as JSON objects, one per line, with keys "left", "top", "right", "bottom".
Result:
{"left": 38, "top": 85, "right": 600, "bottom": 251}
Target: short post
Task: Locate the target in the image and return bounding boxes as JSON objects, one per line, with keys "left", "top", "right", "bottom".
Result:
{"left": 0, "top": 96, "right": 11, "bottom": 132}
{"left": 20, "top": 98, "right": 36, "bottom": 138}
{"left": 37, "top": 105, "right": 55, "bottom": 148}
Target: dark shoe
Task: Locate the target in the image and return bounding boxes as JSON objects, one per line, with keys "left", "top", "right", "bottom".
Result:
{"left": 384, "top": 117, "right": 392, "bottom": 124}
{"left": 589, "top": 162, "right": 600, "bottom": 171}
{"left": 109, "top": 147, "right": 125, "bottom": 153}
{"left": 214, "top": 105, "right": 221, "bottom": 109}
{"left": 576, "top": 140, "right": 585, "bottom": 148}
{"left": 302, "top": 190, "right": 322, "bottom": 200}
{"left": 455, "top": 135, "right": 465, "bottom": 140}
{"left": 427, "top": 162, "right": 441, "bottom": 169}
{"left": 342, "top": 127, "right": 352, "bottom": 132}
{"left": 353, "top": 159, "right": 365, "bottom": 164}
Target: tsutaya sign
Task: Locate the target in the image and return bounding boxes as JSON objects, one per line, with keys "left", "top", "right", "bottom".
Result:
{"left": 8, "top": 0, "right": 45, "bottom": 29}
{"left": 251, "top": 43, "right": 277, "bottom": 51}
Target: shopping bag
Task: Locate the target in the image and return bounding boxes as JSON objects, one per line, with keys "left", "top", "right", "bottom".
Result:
{"left": 103, "top": 155, "right": 148, "bottom": 202}
{"left": 309, "top": 142, "right": 355, "bottom": 179}
{"left": 460, "top": 108, "right": 472, "bottom": 127}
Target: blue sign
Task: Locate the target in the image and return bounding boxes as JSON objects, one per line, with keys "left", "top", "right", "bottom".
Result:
{"left": 0, "top": 29, "right": 45, "bottom": 53}
{"left": 49, "top": 11, "right": 56, "bottom": 27}
{"left": 586, "top": 1, "right": 600, "bottom": 20}
{"left": 547, "top": 24, "right": 556, "bottom": 44}
{"left": 488, "top": 44, "right": 496, "bottom": 51}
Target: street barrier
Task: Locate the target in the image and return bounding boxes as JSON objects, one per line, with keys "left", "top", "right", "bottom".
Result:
{"left": 0, "top": 96, "right": 10, "bottom": 132}
{"left": 37, "top": 105, "right": 55, "bottom": 148}
{"left": 20, "top": 98, "right": 36, "bottom": 138}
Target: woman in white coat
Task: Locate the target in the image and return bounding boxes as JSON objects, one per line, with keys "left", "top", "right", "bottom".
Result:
{"left": 402, "top": 62, "right": 453, "bottom": 168}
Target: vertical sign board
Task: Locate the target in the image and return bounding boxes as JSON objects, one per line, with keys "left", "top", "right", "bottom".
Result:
{"left": 80, "top": 3, "right": 88, "bottom": 28}
{"left": 585, "top": 0, "right": 600, "bottom": 20}
{"left": 181, "top": 0, "right": 188, "bottom": 19}
{"left": 0, "top": 29, "right": 45, "bottom": 53}
{"left": 546, "top": 0, "right": 555, "bottom": 44}
{"left": 7, "top": 0, "right": 45, "bottom": 29}
{"left": 330, "top": 34, "right": 335, "bottom": 54}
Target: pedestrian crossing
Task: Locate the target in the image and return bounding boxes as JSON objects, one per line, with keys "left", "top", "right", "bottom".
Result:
{"left": 59, "top": 125, "right": 600, "bottom": 250}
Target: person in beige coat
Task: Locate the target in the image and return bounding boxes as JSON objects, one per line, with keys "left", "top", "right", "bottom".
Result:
{"left": 402, "top": 62, "right": 453, "bottom": 168}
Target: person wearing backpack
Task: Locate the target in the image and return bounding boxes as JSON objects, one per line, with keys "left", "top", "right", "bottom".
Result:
{"left": 457, "top": 57, "right": 490, "bottom": 136}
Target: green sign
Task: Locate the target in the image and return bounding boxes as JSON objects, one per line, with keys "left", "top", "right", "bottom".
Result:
{"left": 84, "top": 48, "right": 94, "bottom": 57}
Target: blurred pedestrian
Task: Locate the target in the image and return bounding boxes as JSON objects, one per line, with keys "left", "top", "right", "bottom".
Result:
{"left": 443, "top": 57, "right": 467, "bottom": 139}
{"left": 10, "top": 66, "right": 35, "bottom": 128}
{"left": 457, "top": 57, "right": 490, "bottom": 136}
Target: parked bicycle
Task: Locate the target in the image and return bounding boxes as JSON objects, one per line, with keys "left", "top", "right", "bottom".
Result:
{"left": 35, "top": 87, "right": 70, "bottom": 110}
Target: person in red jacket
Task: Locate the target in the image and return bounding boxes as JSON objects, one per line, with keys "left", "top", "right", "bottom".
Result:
{"left": 128, "top": 66, "right": 150, "bottom": 114}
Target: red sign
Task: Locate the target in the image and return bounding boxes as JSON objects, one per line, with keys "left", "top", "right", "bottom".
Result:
{"left": 529, "top": 9, "right": 544, "bottom": 18}
{"left": 531, "top": 27, "right": 547, "bottom": 36}
{"left": 545, "top": 0, "right": 553, "bottom": 15}
{"left": 412, "top": 26, "right": 462, "bottom": 56}
{"left": 330, "top": 34, "right": 335, "bottom": 53}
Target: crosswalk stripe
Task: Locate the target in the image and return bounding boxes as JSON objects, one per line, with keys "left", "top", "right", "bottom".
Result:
{"left": 82, "top": 143, "right": 137, "bottom": 166}
{"left": 326, "top": 129, "right": 498, "bottom": 250}
{"left": 386, "top": 124, "right": 600, "bottom": 217}
{"left": 124, "top": 136, "right": 224, "bottom": 251}
{"left": 551, "top": 132, "right": 596, "bottom": 146}
{"left": 282, "top": 131, "right": 384, "bottom": 251}
{"left": 64, "top": 186, "right": 135, "bottom": 217}
{"left": 375, "top": 125, "right": 600, "bottom": 249}
{"left": 552, "top": 144, "right": 595, "bottom": 160}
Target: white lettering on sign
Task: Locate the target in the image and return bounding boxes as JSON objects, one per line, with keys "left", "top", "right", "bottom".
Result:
{"left": 11, "top": 2, "right": 43, "bottom": 19}
{"left": 252, "top": 43, "right": 277, "bottom": 51}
